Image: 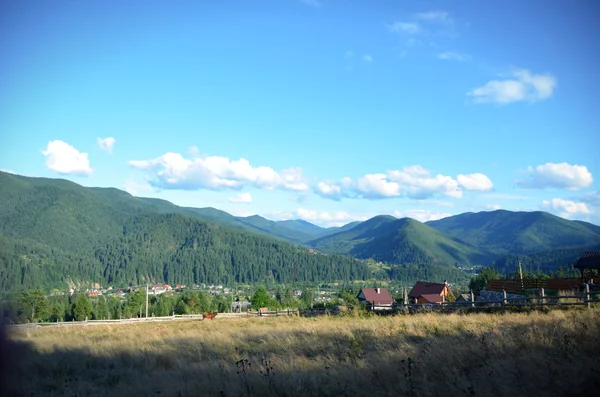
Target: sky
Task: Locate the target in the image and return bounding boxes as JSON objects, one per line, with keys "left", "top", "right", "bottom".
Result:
{"left": 1, "top": 0, "right": 599, "bottom": 227}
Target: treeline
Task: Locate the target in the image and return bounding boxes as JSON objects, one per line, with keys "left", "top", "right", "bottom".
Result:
{"left": 0, "top": 213, "right": 371, "bottom": 292}
{"left": 5, "top": 285, "right": 364, "bottom": 324}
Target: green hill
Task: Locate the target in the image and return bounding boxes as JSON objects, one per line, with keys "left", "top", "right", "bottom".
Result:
{"left": 0, "top": 171, "right": 370, "bottom": 291}
{"left": 426, "top": 210, "right": 600, "bottom": 255}
{"left": 309, "top": 215, "right": 493, "bottom": 266}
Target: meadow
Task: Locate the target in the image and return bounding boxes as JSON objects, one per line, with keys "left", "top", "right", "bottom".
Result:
{"left": 4, "top": 309, "right": 600, "bottom": 396}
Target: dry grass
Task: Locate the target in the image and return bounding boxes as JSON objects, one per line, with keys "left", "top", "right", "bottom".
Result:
{"left": 5, "top": 309, "right": 600, "bottom": 396}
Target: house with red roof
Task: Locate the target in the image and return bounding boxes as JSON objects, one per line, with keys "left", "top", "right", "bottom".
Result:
{"left": 357, "top": 287, "right": 394, "bottom": 310}
{"left": 408, "top": 281, "right": 451, "bottom": 304}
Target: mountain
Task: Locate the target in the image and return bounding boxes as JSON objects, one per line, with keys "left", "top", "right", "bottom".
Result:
{"left": 426, "top": 210, "right": 600, "bottom": 255}
{"left": 309, "top": 215, "right": 493, "bottom": 266}
{"left": 277, "top": 219, "right": 325, "bottom": 237}
{"left": 0, "top": 171, "right": 370, "bottom": 291}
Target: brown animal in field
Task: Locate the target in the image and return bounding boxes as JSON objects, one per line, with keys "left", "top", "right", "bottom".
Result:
{"left": 203, "top": 312, "right": 217, "bottom": 320}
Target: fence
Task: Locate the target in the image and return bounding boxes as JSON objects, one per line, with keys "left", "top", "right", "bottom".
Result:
{"left": 6, "top": 309, "right": 300, "bottom": 329}
{"left": 487, "top": 278, "right": 583, "bottom": 294}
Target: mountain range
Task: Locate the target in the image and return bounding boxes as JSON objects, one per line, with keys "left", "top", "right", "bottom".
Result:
{"left": 1, "top": 170, "right": 599, "bottom": 291}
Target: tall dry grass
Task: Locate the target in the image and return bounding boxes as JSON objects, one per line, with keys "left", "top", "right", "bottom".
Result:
{"left": 5, "top": 309, "right": 600, "bottom": 396}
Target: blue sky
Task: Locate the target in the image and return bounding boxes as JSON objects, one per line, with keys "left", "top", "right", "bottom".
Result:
{"left": 1, "top": 0, "right": 599, "bottom": 226}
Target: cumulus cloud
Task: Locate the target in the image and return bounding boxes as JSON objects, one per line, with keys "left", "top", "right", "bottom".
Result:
{"left": 123, "top": 180, "right": 154, "bottom": 196}
{"left": 97, "top": 137, "right": 115, "bottom": 154}
{"left": 229, "top": 193, "right": 252, "bottom": 203}
{"left": 188, "top": 146, "right": 200, "bottom": 157}
{"left": 128, "top": 152, "right": 309, "bottom": 192}
{"left": 468, "top": 69, "right": 557, "bottom": 104}
{"left": 541, "top": 198, "right": 591, "bottom": 219}
{"left": 42, "top": 140, "right": 93, "bottom": 176}
{"left": 295, "top": 208, "right": 368, "bottom": 226}
{"left": 315, "top": 166, "right": 493, "bottom": 200}
{"left": 415, "top": 10, "right": 452, "bottom": 23}
{"left": 393, "top": 209, "right": 452, "bottom": 222}
{"left": 486, "top": 204, "right": 502, "bottom": 211}
{"left": 517, "top": 162, "right": 593, "bottom": 190}
{"left": 362, "top": 55, "right": 373, "bottom": 62}
{"left": 388, "top": 166, "right": 462, "bottom": 199}
{"left": 438, "top": 51, "right": 471, "bottom": 61}
{"left": 457, "top": 173, "right": 494, "bottom": 191}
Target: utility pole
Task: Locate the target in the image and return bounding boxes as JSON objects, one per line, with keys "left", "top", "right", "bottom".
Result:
{"left": 518, "top": 260, "right": 524, "bottom": 291}
{"left": 145, "top": 284, "right": 149, "bottom": 319}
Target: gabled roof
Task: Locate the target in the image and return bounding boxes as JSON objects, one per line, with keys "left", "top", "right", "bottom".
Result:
{"left": 408, "top": 281, "right": 446, "bottom": 298}
{"left": 358, "top": 288, "right": 393, "bottom": 305}
{"left": 574, "top": 252, "right": 600, "bottom": 270}
{"left": 420, "top": 294, "right": 443, "bottom": 303}
{"left": 457, "top": 293, "right": 472, "bottom": 302}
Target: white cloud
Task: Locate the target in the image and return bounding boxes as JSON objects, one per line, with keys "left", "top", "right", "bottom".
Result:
{"left": 457, "top": 173, "right": 494, "bottom": 191}
{"left": 42, "top": 140, "right": 93, "bottom": 176}
{"left": 468, "top": 68, "right": 557, "bottom": 104}
{"left": 486, "top": 204, "right": 502, "bottom": 211}
{"left": 438, "top": 51, "right": 471, "bottom": 61}
{"left": 188, "top": 146, "right": 200, "bottom": 157}
{"left": 415, "top": 10, "right": 452, "bottom": 23}
{"left": 316, "top": 166, "right": 492, "bottom": 201}
{"left": 97, "top": 137, "right": 115, "bottom": 154}
{"left": 387, "top": 166, "right": 462, "bottom": 199}
{"left": 355, "top": 174, "right": 401, "bottom": 199}
{"left": 129, "top": 152, "right": 309, "bottom": 192}
{"left": 123, "top": 180, "right": 154, "bottom": 196}
{"left": 229, "top": 193, "right": 252, "bottom": 203}
{"left": 394, "top": 209, "right": 452, "bottom": 222}
{"left": 541, "top": 198, "right": 591, "bottom": 219}
{"left": 362, "top": 55, "right": 373, "bottom": 62}
{"left": 295, "top": 208, "right": 368, "bottom": 227}
{"left": 389, "top": 22, "right": 420, "bottom": 34}
{"left": 0, "top": 169, "right": 15, "bottom": 174}
{"left": 517, "top": 162, "right": 593, "bottom": 190}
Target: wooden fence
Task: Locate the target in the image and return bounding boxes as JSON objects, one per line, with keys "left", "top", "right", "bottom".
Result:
{"left": 487, "top": 278, "right": 583, "bottom": 294}
{"left": 301, "top": 284, "right": 599, "bottom": 316}
{"left": 6, "top": 309, "right": 300, "bottom": 329}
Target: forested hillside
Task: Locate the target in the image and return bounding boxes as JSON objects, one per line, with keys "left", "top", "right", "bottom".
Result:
{"left": 426, "top": 210, "right": 600, "bottom": 254}
{"left": 0, "top": 172, "right": 370, "bottom": 291}
{"left": 309, "top": 216, "right": 493, "bottom": 266}
{"left": 0, "top": 213, "right": 370, "bottom": 291}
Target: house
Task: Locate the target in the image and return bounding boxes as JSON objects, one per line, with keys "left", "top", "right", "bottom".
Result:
{"left": 456, "top": 293, "right": 473, "bottom": 303}
{"left": 357, "top": 288, "right": 394, "bottom": 310}
{"left": 408, "top": 281, "right": 451, "bottom": 304}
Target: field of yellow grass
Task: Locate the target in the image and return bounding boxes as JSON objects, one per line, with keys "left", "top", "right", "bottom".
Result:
{"left": 4, "top": 309, "right": 600, "bottom": 396}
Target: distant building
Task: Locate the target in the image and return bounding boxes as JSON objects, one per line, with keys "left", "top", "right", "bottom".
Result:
{"left": 456, "top": 293, "right": 472, "bottom": 303}
{"left": 356, "top": 288, "right": 394, "bottom": 310}
{"left": 408, "top": 281, "right": 451, "bottom": 304}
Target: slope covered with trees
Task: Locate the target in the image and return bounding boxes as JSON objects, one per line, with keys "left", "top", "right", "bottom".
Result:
{"left": 426, "top": 210, "right": 600, "bottom": 254}
{"left": 309, "top": 216, "right": 493, "bottom": 266}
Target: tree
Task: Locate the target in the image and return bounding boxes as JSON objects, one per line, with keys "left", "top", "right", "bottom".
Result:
{"left": 251, "top": 286, "right": 269, "bottom": 310}
{"left": 468, "top": 267, "right": 501, "bottom": 293}
{"left": 174, "top": 298, "right": 189, "bottom": 315}
{"left": 73, "top": 295, "right": 92, "bottom": 321}
{"left": 92, "top": 296, "right": 109, "bottom": 320}
{"left": 17, "top": 289, "right": 50, "bottom": 323}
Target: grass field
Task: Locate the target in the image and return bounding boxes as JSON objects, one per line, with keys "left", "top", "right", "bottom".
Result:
{"left": 4, "top": 309, "right": 600, "bottom": 396}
